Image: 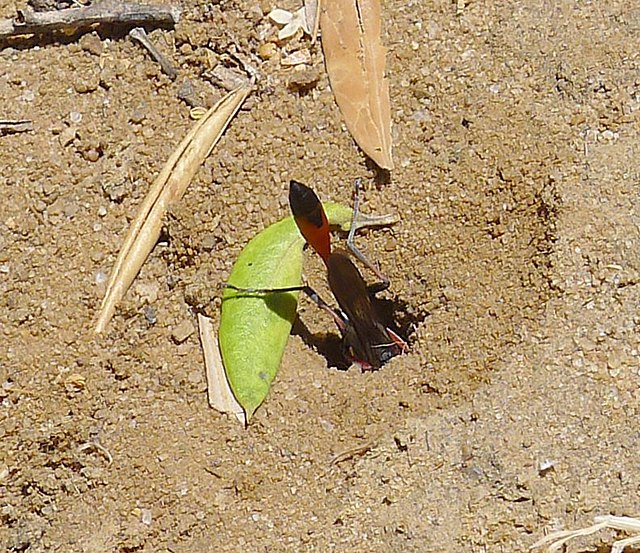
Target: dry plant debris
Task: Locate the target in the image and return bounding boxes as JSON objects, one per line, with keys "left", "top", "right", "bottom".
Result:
{"left": 304, "top": 0, "right": 321, "bottom": 42}
{"left": 268, "top": 7, "right": 309, "bottom": 40}
{"left": 320, "top": 0, "right": 393, "bottom": 170}
{"left": 0, "top": 0, "right": 180, "bottom": 41}
{"left": 530, "top": 515, "right": 640, "bottom": 553}
{"left": 129, "top": 26, "right": 177, "bottom": 80}
{"left": 197, "top": 314, "right": 245, "bottom": 425}
{"left": 95, "top": 84, "right": 251, "bottom": 333}
{"left": 0, "top": 119, "right": 33, "bottom": 134}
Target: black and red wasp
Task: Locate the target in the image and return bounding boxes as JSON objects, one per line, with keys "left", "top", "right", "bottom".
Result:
{"left": 227, "top": 180, "right": 407, "bottom": 370}
{"left": 287, "top": 180, "right": 406, "bottom": 370}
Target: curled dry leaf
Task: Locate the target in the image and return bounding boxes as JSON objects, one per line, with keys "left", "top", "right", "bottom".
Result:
{"left": 197, "top": 314, "right": 246, "bottom": 425}
{"left": 268, "top": 7, "right": 309, "bottom": 40}
{"left": 95, "top": 84, "right": 251, "bottom": 333}
{"left": 320, "top": 0, "right": 393, "bottom": 170}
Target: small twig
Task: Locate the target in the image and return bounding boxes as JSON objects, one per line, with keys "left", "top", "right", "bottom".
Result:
{"left": 0, "top": 0, "right": 180, "bottom": 41}
{"left": 78, "top": 441, "right": 113, "bottom": 465}
{"left": 0, "top": 119, "right": 33, "bottom": 134}
{"left": 329, "top": 441, "right": 374, "bottom": 465}
{"left": 129, "top": 26, "right": 177, "bottom": 80}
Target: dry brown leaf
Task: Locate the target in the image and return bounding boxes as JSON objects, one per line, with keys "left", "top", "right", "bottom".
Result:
{"left": 197, "top": 314, "right": 245, "bottom": 425}
{"left": 320, "top": 0, "right": 393, "bottom": 169}
{"left": 95, "top": 84, "right": 251, "bottom": 333}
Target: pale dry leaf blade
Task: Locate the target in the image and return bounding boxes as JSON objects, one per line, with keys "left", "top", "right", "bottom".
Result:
{"left": 279, "top": 21, "right": 300, "bottom": 40}
{"left": 320, "top": 0, "right": 393, "bottom": 169}
{"left": 95, "top": 84, "right": 251, "bottom": 333}
{"left": 198, "top": 314, "right": 246, "bottom": 425}
{"left": 97, "top": 113, "right": 209, "bottom": 323}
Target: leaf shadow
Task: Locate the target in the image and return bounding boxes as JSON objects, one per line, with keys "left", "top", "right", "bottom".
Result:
{"left": 222, "top": 291, "right": 299, "bottom": 324}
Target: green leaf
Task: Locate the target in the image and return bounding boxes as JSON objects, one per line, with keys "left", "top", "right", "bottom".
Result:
{"left": 219, "top": 202, "right": 353, "bottom": 421}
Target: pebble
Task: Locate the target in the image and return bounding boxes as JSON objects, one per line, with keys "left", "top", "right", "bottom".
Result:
{"left": 83, "top": 149, "right": 100, "bottom": 162}
{"left": 21, "top": 90, "right": 35, "bottom": 103}
{"left": 59, "top": 127, "right": 77, "bottom": 147}
{"left": 141, "top": 508, "right": 152, "bottom": 525}
{"left": 135, "top": 281, "right": 160, "bottom": 304}
{"left": 129, "top": 106, "right": 146, "bottom": 124}
{"left": 79, "top": 32, "right": 104, "bottom": 56}
{"left": 72, "top": 69, "right": 100, "bottom": 93}
{"left": 258, "top": 42, "right": 277, "bottom": 60}
{"left": 102, "top": 181, "right": 127, "bottom": 203}
{"left": 172, "top": 319, "right": 195, "bottom": 343}
{"left": 143, "top": 306, "right": 157, "bottom": 325}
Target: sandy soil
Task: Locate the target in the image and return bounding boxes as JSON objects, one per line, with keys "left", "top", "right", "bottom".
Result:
{"left": 1, "top": 0, "right": 639, "bottom": 551}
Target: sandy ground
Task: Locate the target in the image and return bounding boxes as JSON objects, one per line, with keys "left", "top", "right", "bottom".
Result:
{"left": 1, "top": 0, "right": 639, "bottom": 551}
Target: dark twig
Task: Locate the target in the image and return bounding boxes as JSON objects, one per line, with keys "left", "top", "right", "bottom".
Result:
{"left": 0, "top": 120, "right": 33, "bottom": 134}
{"left": 0, "top": 0, "right": 180, "bottom": 40}
{"left": 129, "top": 26, "right": 177, "bottom": 80}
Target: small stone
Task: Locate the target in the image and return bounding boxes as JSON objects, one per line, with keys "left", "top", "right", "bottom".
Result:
{"left": 83, "top": 148, "right": 100, "bottom": 162}
{"left": 607, "top": 351, "right": 622, "bottom": 371}
{"left": 538, "top": 459, "right": 555, "bottom": 476}
{"left": 64, "top": 201, "right": 78, "bottom": 219}
{"left": 102, "top": 181, "right": 127, "bottom": 203}
{"left": 141, "top": 509, "right": 152, "bottom": 525}
{"left": 172, "top": 319, "right": 195, "bottom": 344}
{"left": 72, "top": 68, "right": 100, "bottom": 93}
{"left": 143, "top": 306, "right": 157, "bottom": 325}
{"left": 129, "top": 105, "right": 146, "bottom": 124}
{"left": 59, "top": 126, "right": 77, "bottom": 147}
{"left": 79, "top": 32, "right": 103, "bottom": 56}
{"left": 258, "top": 42, "right": 277, "bottom": 60}
{"left": 287, "top": 67, "right": 320, "bottom": 92}
{"left": 206, "top": 64, "right": 250, "bottom": 91}
{"left": 21, "top": 90, "right": 35, "bottom": 103}
{"left": 135, "top": 281, "right": 160, "bottom": 304}
{"left": 281, "top": 49, "right": 311, "bottom": 66}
